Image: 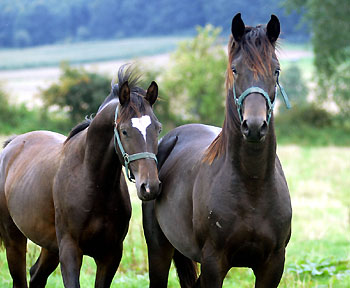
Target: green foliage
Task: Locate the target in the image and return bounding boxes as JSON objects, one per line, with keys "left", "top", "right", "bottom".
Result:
{"left": 159, "top": 25, "right": 227, "bottom": 127}
{"left": 332, "top": 57, "right": 350, "bottom": 118}
{"left": 0, "top": 0, "right": 308, "bottom": 48}
{"left": 284, "top": 0, "right": 350, "bottom": 118}
{"left": 288, "top": 258, "right": 350, "bottom": 278}
{"left": 0, "top": 105, "right": 71, "bottom": 136}
{"left": 0, "top": 85, "right": 68, "bottom": 134}
{"left": 41, "top": 63, "right": 110, "bottom": 124}
{"left": 275, "top": 104, "right": 350, "bottom": 146}
{"left": 0, "top": 85, "right": 11, "bottom": 120}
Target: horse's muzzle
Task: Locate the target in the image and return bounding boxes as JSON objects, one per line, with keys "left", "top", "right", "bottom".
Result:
{"left": 137, "top": 179, "right": 161, "bottom": 201}
{"left": 241, "top": 117, "right": 268, "bottom": 142}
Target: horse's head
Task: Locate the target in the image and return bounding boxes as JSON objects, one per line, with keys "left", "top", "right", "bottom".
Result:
{"left": 114, "top": 79, "right": 161, "bottom": 201}
{"left": 229, "top": 13, "right": 288, "bottom": 143}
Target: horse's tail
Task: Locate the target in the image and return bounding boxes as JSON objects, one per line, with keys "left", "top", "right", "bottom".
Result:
{"left": 173, "top": 249, "right": 198, "bottom": 287}
{"left": 3, "top": 135, "right": 17, "bottom": 149}
{"left": 0, "top": 136, "right": 16, "bottom": 249}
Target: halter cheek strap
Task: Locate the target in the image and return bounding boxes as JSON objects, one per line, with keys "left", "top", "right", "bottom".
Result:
{"left": 114, "top": 105, "right": 158, "bottom": 182}
{"left": 233, "top": 73, "right": 291, "bottom": 124}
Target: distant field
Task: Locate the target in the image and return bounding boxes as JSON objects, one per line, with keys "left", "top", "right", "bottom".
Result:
{"left": 0, "top": 144, "right": 349, "bottom": 287}
{"left": 0, "top": 37, "right": 187, "bottom": 70}
{"left": 0, "top": 38, "right": 313, "bottom": 107}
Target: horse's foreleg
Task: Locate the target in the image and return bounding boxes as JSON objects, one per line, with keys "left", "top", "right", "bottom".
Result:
{"left": 198, "top": 244, "right": 229, "bottom": 288}
{"left": 94, "top": 243, "right": 123, "bottom": 288}
{"left": 253, "top": 249, "right": 285, "bottom": 288}
{"left": 29, "top": 248, "right": 59, "bottom": 288}
{"left": 58, "top": 235, "right": 83, "bottom": 288}
{"left": 142, "top": 201, "right": 174, "bottom": 288}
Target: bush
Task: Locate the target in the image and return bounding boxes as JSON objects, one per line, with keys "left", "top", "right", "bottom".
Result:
{"left": 0, "top": 84, "right": 71, "bottom": 135}
{"left": 275, "top": 104, "right": 350, "bottom": 146}
{"left": 41, "top": 62, "right": 111, "bottom": 124}
{"left": 159, "top": 25, "right": 227, "bottom": 127}
{"left": 332, "top": 58, "right": 350, "bottom": 118}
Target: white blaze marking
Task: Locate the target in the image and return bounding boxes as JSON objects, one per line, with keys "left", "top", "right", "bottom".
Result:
{"left": 131, "top": 115, "right": 152, "bottom": 141}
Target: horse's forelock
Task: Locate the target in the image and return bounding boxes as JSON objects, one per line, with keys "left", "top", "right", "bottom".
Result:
{"left": 117, "top": 94, "right": 147, "bottom": 124}
{"left": 226, "top": 26, "right": 278, "bottom": 91}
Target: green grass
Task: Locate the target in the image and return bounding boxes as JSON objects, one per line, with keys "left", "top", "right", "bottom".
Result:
{"left": 0, "top": 144, "right": 349, "bottom": 287}
{"left": 0, "top": 37, "right": 187, "bottom": 70}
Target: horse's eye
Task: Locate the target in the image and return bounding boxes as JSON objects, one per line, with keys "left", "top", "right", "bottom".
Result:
{"left": 232, "top": 67, "right": 237, "bottom": 75}
{"left": 275, "top": 68, "right": 280, "bottom": 76}
{"left": 159, "top": 127, "right": 162, "bottom": 134}
{"left": 122, "top": 130, "right": 127, "bottom": 136}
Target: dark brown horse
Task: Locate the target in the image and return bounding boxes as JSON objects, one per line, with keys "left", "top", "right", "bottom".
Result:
{"left": 0, "top": 65, "right": 162, "bottom": 288}
{"left": 142, "top": 14, "right": 292, "bottom": 287}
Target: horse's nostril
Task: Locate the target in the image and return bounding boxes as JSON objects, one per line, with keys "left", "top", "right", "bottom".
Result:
{"left": 141, "top": 183, "right": 150, "bottom": 193}
{"left": 241, "top": 120, "right": 250, "bottom": 137}
{"left": 260, "top": 121, "right": 268, "bottom": 137}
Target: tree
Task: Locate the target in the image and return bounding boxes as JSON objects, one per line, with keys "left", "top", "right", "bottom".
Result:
{"left": 41, "top": 63, "right": 110, "bottom": 124}
{"left": 285, "top": 0, "right": 350, "bottom": 117}
{"left": 160, "top": 25, "right": 227, "bottom": 127}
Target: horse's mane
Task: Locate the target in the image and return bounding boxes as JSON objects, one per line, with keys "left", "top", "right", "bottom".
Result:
{"left": 3, "top": 135, "right": 17, "bottom": 149}
{"left": 65, "top": 64, "right": 145, "bottom": 144}
{"left": 111, "top": 65, "right": 147, "bottom": 124}
{"left": 64, "top": 118, "right": 92, "bottom": 144}
{"left": 203, "top": 25, "right": 278, "bottom": 164}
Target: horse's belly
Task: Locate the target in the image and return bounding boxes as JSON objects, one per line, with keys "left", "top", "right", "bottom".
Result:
{"left": 156, "top": 199, "right": 201, "bottom": 262}
{"left": 6, "top": 175, "right": 58, "bottom": 250}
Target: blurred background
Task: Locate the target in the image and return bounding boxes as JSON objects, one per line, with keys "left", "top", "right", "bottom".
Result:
{"left": 0, "top": 0, "right": 349, "bottom": 287}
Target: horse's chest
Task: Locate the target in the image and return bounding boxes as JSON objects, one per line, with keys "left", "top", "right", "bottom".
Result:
{"left": 204, "top": 189, "right": 290, "bottom": 261}
{"left": 80, "top": 209, "right": 130, "bottom": 256}
{"left": 206, "top": 208, "right": 277, "bottom": 263}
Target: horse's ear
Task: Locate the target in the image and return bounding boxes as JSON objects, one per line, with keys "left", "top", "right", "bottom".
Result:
{"left": 145, "top": 81, "right": 158, "bottom": 106}
{"left": 267, "top": 15, "right": 280, "bottom": 43}
{"left": 231, "top": 13, "right": 245, "bottom": 42}
{"left": 112, "top": 84, "right": 119, "bottom": 96}
{"left": 119, "top": 81, "right": 130, "bottom": 106}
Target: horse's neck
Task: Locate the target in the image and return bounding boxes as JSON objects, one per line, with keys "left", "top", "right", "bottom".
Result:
{"left": 226, "top": 120, "right": 276, "bottom": 180}
{"left": 84, "top": 110, "right": 122, "bottom": 185}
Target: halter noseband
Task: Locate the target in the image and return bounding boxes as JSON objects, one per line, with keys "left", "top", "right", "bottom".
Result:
{"left": 114, "top": 105, "right": 158, "bottom": 182}
{"left": 233, "top": 71, "right": 291, "bottom": 123}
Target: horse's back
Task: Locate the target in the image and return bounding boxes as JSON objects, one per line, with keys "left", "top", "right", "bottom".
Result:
{"left": 158, "top": 123, "right": 221, "bottom": 170}
{"left": 0, "top": 130, "right": 65, "bottom": 250}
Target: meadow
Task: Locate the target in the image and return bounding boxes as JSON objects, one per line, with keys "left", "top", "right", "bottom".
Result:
{"left": 0, "top": 38, "right": 348, "bottom": 287}
{"left": 0, "top": 140, "right": 349, "bottom": 287}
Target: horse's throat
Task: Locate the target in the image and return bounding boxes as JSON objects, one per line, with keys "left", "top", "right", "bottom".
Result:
{"left": 230, "top": 134, "right": 276, "bottom": 179}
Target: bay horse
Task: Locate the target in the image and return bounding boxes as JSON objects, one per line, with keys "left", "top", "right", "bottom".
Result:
{"left": 142, "top": 14, "right": 292, "bottom": 287}
{"left": 0, "top": 65, "right": 162, "bottom": 288}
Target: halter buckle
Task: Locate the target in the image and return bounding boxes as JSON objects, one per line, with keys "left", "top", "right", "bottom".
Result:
{"left": 123, "top": 154, "right": 130, "bottom": 164}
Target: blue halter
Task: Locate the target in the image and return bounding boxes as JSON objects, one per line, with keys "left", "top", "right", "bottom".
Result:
{"left": 114, "top": 105, "right": 158, "bottom": 182}
{"left": 233, "top": 72, "right": 291, "bottom": 123}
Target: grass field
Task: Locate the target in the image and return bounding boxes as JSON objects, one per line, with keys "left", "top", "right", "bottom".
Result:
{"left": 0, "top": 37, "right": 187, "bottom": 70}
{"left": 0, "top": 141, "right": 349, "bottom": 287}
